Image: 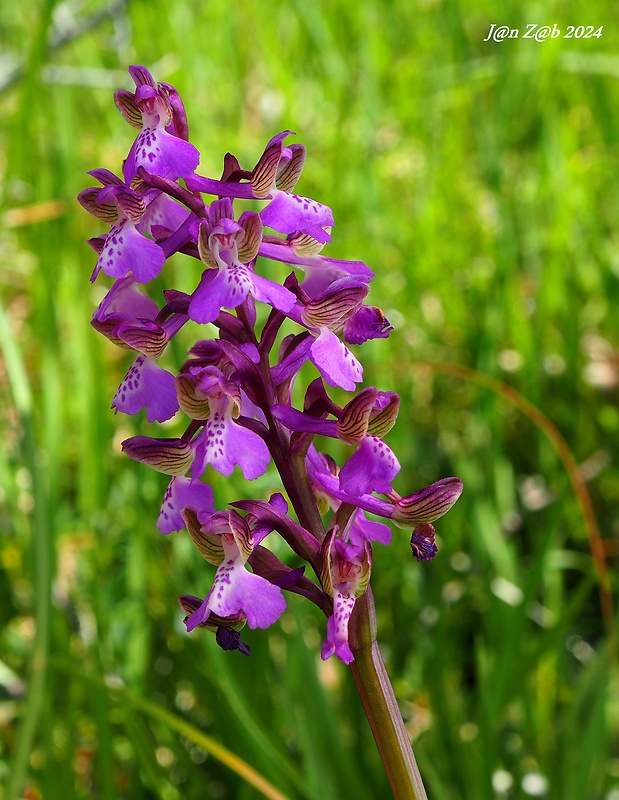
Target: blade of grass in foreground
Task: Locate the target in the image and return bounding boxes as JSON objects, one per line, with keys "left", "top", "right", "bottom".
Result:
{"left": 113, "top": 688, "right": 292, "bottom": 800}
{"left": 0, "top": 298, "right": 53, "bottom": 800}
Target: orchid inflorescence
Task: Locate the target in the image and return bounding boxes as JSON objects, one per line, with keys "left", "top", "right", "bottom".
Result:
{"left": 79, "top": 65, "right": 463, "bottom": 665}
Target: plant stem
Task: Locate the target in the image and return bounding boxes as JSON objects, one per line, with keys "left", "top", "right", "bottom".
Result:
{"left": 348, "top": 590, "right": 428, "bottom": 800}
{"left": 248, "top": 307, "right": 425, "bottom": 795}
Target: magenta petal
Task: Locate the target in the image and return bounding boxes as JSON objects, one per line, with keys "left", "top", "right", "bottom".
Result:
{"left": 137, "top": 192, "right": 191, "bottom": 236}
{"left": 157, "top": 476, "right": 215, "bottom": 534}
{"left": 321, "top": 594, "right": 356, "bottom": 664}
{"left": 258, "top": 241, "right": 373, "bottom": 282}
{"left": 249, "top": 272, "right": 296, "bottom": 313}
{"left": 310, "top": 329, "right": 363, "bottom": 391}
{"left": 348, "top": 511, "right": 393, "bottom": 546}
{"left": 270, "top": 336, "right": 312, "bottom": 386}
{"left": 226, "top": 423, "right": 271, "bottom": 480}
{"left": 192, "top": 418, "right": 270, "bottom": 480}
{"left": 187, "top": 563, "right": 286, "bottom": 631}
{"left": 261, "top": 191, "right": 333, "bottom": 242}
{"left": 96, "top": 219, "right": 165, "bottom": 283}
{"left": 271, "top": 404, "right": 336, "bottom": 437}
{"left": 94, "top": 276, "right": 159, "bottom": 321}
{"left": 187, "top": 269, "right": 222, "bottom": 324}
{"left": 123, "top": 126, "right": 200, "bottom": 182}
{"left": 212, "top": 567, "right": 286, "bottom": 629}
{"left": 112, "top": 355, "right": 179, "bottom": 422}
{"left": 339, "top": 436, "right": 400, "bottom": 496}
{"left": 310, "top": 464, "right": 395, "bottom": 519}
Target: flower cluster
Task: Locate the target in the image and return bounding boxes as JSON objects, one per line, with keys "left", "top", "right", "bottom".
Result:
{"left": 80, "top": 65, "right": 463, "bottom": 664}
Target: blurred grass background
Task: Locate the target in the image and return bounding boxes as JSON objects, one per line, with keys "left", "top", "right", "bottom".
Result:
{"left": 1, "top": 0, "right": 618, "bottom": 798}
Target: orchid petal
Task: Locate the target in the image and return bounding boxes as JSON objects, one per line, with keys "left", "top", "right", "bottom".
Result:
{"left": 112, "top": 355, "right": 179, "bottom": 422}
{"left": 157, "top": 476, "right": 215, "bottom": 534}
{"left": 310, "top": 328, "right": 363, "bottom": 391}
{"left": 96, "top": 219, "right": 165, "bottom": 283}
{"left": 338, "top": 436, "right": 400, "bottom": 496}
{"left": 124, "top": 126, "right": 200, "bottom": 183}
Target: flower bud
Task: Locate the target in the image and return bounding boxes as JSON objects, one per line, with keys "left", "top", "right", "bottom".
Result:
{"left": 392, "top": 477, "right": 463, "bottom": 528}
{"left": 181, "top": 508, "right": 224, "bottom": 565}
{"left": 121, "top": 436, "right": 194, "bottom": 476}
{"left": 319, "top": 530, "right": 372, "bottom": 599}
{"left": 302, "top": 283, "right": 368, "bottom": 329}
{"left": 336, "top": 388, "right": 377, "bottom": 444}
{"left": 410, "top": 523, "right": 438, "bottom": 561}
{"left": 366, "top": 392, "right": 400, "bottom": 437}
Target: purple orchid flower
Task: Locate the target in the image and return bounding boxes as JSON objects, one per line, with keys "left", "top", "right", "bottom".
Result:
{"left": 274, "top": 386, "right": 401, "bottom": 496}
{"left": 183, "top": 510, "right": 286, "bottom": 632}
{"left": 115, "top": 65, "right": 200, "bottom": 183}
{"left": 186, "top": 131, "right": 334, "bottom": 245}
{"left": 305, "top": 445, "right": 393, "bottom": 546}
{"left": 185, "top": 366, "right": 271, "bottom": 480}
{"left": 319, "top": 531, "right": 372, "bottom": 665}
{"left": 270, "top": 276, "right": 369, "bottom": 391}
{"left": 78, "top": 171, "right": 165, "bottom": 283}
{"left": 189, "top": 198, "right": 296, "bottom": 324}
{"left": 308, "top": 441, "right": 463, "bottom": 559}
{"left": 81, "top": 65, "right": 465, "bottom": 684}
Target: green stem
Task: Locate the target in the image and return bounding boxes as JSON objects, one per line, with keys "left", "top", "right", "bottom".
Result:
{"left": 248, "top": 305, "right": 424, "bottom": 796}
{"left": 348, "top": 591, "right": 428, "bottom": 800}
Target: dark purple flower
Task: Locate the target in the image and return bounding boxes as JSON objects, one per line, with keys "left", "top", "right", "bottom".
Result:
{"left": 343, "top": 305, "right": 394, "bottom": 345}
{"left": 178, "top": 595, "right": 251, "bottom": 655}
{"left": 410, "top": 524, "right": 438, "bottom": 562}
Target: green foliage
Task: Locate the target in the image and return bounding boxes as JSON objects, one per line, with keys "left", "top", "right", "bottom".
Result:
{"left": 1, "top": 1, "right": 618, "bottom": 798}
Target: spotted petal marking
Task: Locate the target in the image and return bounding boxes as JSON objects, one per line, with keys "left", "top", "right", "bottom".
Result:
{"left": 96, "top": 219, "right": 166, "bottom": 283}
{"left": 157, "top": 476, "right": 215, "bottom": 535}
{"left": 189, "top": 263, "right": 253, "bottom": 324}
{"left": 112, "top": 354, "right": 179, "bottom": 423}
{"left": 261, "top": 191, "right": 334, "bottom": 243}
{"left": 192, "top": 407, "right": 270, "bottom": 480}
{"left": 321, "top": 592, "right": 355, "bottom": 664}
{"left": 123, "top": 125, "right": 200, "bottom": 183}
{"left": 310, "top": 328, "right": 363, "bottom": 391}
